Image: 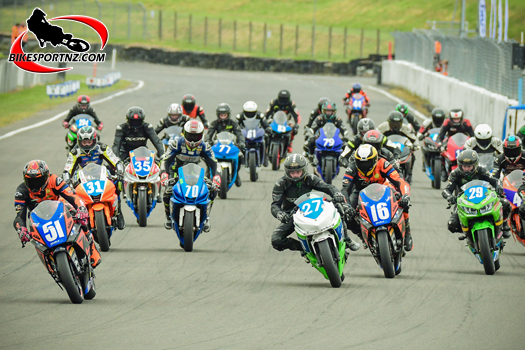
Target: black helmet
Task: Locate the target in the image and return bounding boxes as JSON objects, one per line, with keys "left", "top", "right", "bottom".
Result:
{"left": 77, "top": 126, "right": 97, "bottom": 154}
{"left": 357, "top": 118, "right": 375, "bottom": 138}
{"left": 278, "top": 90, "right": 291, "bottom": 105}
{"left": 283, "top": 153, "right": 308, "bottom": 182}
{"left": 387, "top": 111, "right": 404, "bottom": 132}
{"left": 431, "top": 108, "right": 446, "bottom": 128}
{"left": 23, "top": 160, "right": 50, "bottom": 194}
{"left": 182, "top": 94, "right": 196, "bottom": 112}
{"left": 352, "top": 83, "right": 362, "bottom": 93}
{"left": 448, "top": 109, "right": 464, "bottom": 127}
{"left": 317, "top": 97, "right": 330, "bottom": 112}
{"left": 354, "top": 144, "right": 378, "bottom": 177}
{"left": 503, "top": 135, "right": 523, "bottom": 163}
{"left": 126, "top": 106, "right": 146, "bottom": 128}
{"left": 77, "top": 95, "right": 91, "bottom": 112}
{"left": 363, "top": 130, "right": 385, "bottom": 151}
{"left": 216, "top": 103, "right": 231, "bottom": 121}
{"left": 457, "top": 149, "right": 479, "bottom": 178}
{"left": 395, "top": 103, "right": 409, "bottom": 117}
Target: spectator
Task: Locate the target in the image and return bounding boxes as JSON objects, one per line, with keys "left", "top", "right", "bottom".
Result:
{"left": 11, "top": 23, "right": 21, "bottom": 44}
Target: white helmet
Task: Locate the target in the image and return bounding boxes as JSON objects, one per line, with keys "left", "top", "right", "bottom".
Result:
{"left": 167, "top": 103, "right": 183, "bottom": 122}
{"left": 243, "top": 101, "right": 258, "bottom": 119}
{"left": 474, "top": 124, "right": 492, "bottom": 150}
{"left": 183, "top": 120, "right": 205, "bottom": 150}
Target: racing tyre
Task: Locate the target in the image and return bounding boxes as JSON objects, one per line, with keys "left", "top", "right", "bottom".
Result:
{"left": 271, "top": 145, "right": 280, "bottom": 171}
{"left": 433, "top": 158, "right": 442, "bottom": 189}
{"left": 378, "top": 230, "right": 395, "bottom": 278}
{"left": 83, "top": 269, "right": 96, "bottom": 300}
{"left": 219, "top": 168, "right": 228, "bottom": 199}
{"left": 94, "top": 210, "right": 110, "bottom": 252}
{"left": 183, "top": 210, "right": 195, "bottom": 252}
{"left": 351, "top": 114, "right": 359, "bottom": 135}
{"left": 324, "top": 159, "right": 334, "bottom": 185}
{"left": 478, "top": 228, "right": 495, "bottom": 275}
{"left": 56, "top": 252, "right": 84, "bottom": 304}
{"left": 249, "top": 153, "right": 258, "bottom": 182}
{"left": 138, "top": 189, "right": 148, "bottom": 227}
{"left": 318, "top": 240, "right": 342, "bottom": 288}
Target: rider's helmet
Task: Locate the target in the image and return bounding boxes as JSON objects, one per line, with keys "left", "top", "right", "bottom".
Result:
{"left": 126, "top": 106, "right": 146, "bottom": 129}
{"left": 243, "top": 101, "right": 258, "bottom": 119}
{"left": 474, "top": 124, "right": 493, "bottom": 150}
{"left": 317, "top": 97, "right": 330, "bottom": 112}
{"left": 181, "top": 94, "right": 196, "bottom": 112}
{"left": 354, "top": 144, "right": 378, "bottom": 177}
{"left": 395, "top": 103, "right": 409, "bottom": 118}
{"left": 352, "top": 83, "right": 362, "bottom": 94}
{"left": 321, "top": 101, "right": 337, "bottom": 122}
{"left": 167, "top": 103, "right": 183, "bottom": 123}
{"left": 363, "top": 130, "right": 385, "bottom": 151}
{"left": 503, "top": 135, "right": 523, "bottom": 164}
{"left": 77, "top": 95, "right": 90, "bottom": 112}
{"left": 23, "top": 160, "right": 50, "bottom": 194}
{"left": 357, "top": 118, "right": 376, "bottom": 138}
{"left": 448, "top": 109, "right": 464, "bottom": 127}
{"left": 457, "top": 149, "right": 479, "bottom": 178}
{"left": 277, "top": 90, "right": 291, "bottom": 105}
{"left": 77, "top": 126, "right": 97, "bottom": 154}
{"left": 283, "top": 154, "right": 308, "bottom": 182}
{"left": 387, "top": 111, "right": 404, "bottom": 133}
{"left": 183, "top": 120, "right": 205, "bottom": 151}
{"left": 431, "top": 108, "right": 446, "bottom": 128}
{"left": 216, "top": 103, "right": 231, "bottom": 121}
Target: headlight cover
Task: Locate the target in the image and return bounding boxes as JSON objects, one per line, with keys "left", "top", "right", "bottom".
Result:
{"left": 460, "top": 205, "right": 477, "bottom": 215}
{"left": 479, "top": 202, "right": 494, "bottom": 214}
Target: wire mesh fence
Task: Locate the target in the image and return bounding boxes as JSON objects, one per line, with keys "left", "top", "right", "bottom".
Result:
{"left": 392, "top": 29, "right": 524, "bottom": 102}
{"left": 1, "top": 0, "right": 393, "bottom": 62}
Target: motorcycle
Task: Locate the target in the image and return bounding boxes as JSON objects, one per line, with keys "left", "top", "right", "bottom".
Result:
{"left": 346, "top": 93, "right": 368, "bottom": 135}
{"left": 387, "top": 134, "right": 415, "bottom": 184}
{"left": 358, "top": 183, "right": 407, "bottom": 278}
{"left": 314, "top": 123, "right": 343, "bottom": 185}
{"left": 29, "top": 201, "right": 96, "bottom": 304}
{"left": 268, "top": 111, "right": 293, "bottom": 171}
{"left": 211, "top": 131, "right": 240, "bottom": 200}
{"left": 442, "top": 133, "right": 469, "bottom": 180}
{"left": 503, "top": 170, "right": 525, "bottom": 247}
{"left": 422, "top": 127, "right": 443, "bottom": 189}
{"left": 478, "top": 153, "right": 494, "bottom": 174}
{"left": 169, "top": 163, "right": 210, "bottom": 252}
{"left": 123, "top": 147, "right": 162, "bottom": 227}
{"left": 456, "top": 180, "right": 504, "bottom": 275}
{"left": 241, "top": 118, "right": 266, "bottom": 182}
{"left": 293, "top": 191, "right": 347, "bottom": 288}
{"left": 160, "top": 125, "right": 183, "bottom": 151}
{"left": 65, "top": 114, "right": 96, "bottom": 152}
{"left": 74, "top": 163, "right": 118, "bottom": 252}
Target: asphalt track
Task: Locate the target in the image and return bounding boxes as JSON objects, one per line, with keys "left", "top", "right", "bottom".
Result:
{"left": 1, "top": 61, "right": 524, "bottom": 350}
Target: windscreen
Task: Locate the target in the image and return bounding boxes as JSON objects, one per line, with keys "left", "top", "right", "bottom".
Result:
{"left": 181, "top": 163, "right": 204, "bottom": 186}
{"left": 322, "top": 123, "right": 337, "bottom": 139}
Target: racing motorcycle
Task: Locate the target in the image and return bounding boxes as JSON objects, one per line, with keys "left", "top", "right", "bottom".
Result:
{"left": 74, "top": 163, "right": 117, "bottom": 252}
{"left": 169, "top": 163, "right": 211, "bottom": 252}
{"left": 346, "top": 93, "right": 367, "bottom": 135}
{"left": 387, "top": 134, "right": 415, "bottom": 184}
{"left": 29, "top": 200, "right": 96, "bottom": 304}
{"left": 442, "top": 133, "right": 469, "bottom": 180}
{"left": 314, "top": 123, "right": 343, "bottom": 185}
{"left": 422, "top": 127, "right": 443, "bottom": 189}
{"left": 503, "top": 170, "right": 525, "bottom": 248}
{"left": 293, "top": 191, "right": 347, "bottom": 288}
{"left": 123, "top": 147, "right": 162, "bottom": 227}
{"left": 65, "top": 114, "right": 96, "bottom": 152}
{"left": 211, "top": 131, "right": 240, "bottom": 199}
{"left": 241, "top": 118, "right": 267, "bottom": 182}
{"left": 160, "top": 125, "right": 183, "bottom": 151}
{"left": 357, "top": 183, "right": 407, "bottom": 278}
{"left": 478, "top": 153, "right": 494, "bottom": 174}
{"left": 268, "top": 111, "right": 293, "bottom": 171}
{"left": 455, "top": 180, "right": 504, "bottom": 275}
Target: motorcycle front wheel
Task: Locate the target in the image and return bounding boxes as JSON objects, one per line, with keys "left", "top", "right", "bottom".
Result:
{"left": 318, "top": 240, "right": 341, "bottom": 288}
{"left": 56, "top": 251, "right": 84, "bottom": 304}
{"left": 94, "top": 210, "right": 110, "bottom": 252}
{"left": 138, "top": 189, "right": 148, "bottom": 227}
{"left": 478, "top": 228, "right": 496, "bottom": 275}
{"left": 378, "top": 230, "right": 395, "bottom": 278}
{"left": 182, "top": 210, "right": 195, "bottom": 252}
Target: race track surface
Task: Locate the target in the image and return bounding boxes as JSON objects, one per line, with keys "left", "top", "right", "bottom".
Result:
{"left": 1, "top": 62, "right": 524, "bottom": 350}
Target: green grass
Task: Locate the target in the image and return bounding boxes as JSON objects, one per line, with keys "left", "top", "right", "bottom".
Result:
{"left": 0, "top": 74, "right": 131, "bottom": 128}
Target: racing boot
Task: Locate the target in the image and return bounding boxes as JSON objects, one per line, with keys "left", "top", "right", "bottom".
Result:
{"left": 502, "top": 221, "right": 511, "bottom": 239}
{"left": 404, "top": 223, "right": 414, "bottom": 252}
{"left": 86, "top": 232, "right": 101, "bottom": 268}
{"left": 116, "top": 199, "right": 126, "bottom": 230}
{"left": 235, "top": 170, "right": 242, "bottom": 187}
{"left": 342, "top": 221, "right": 360, "bottom": 251}
{"left": 203, "top": 218, "right": 211, "bottom": 232}
{"left": 164, "top": 211, "right": 172, "bottom": 230}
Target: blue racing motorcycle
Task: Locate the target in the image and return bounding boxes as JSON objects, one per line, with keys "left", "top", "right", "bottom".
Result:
{"left": 241, "top": 118, "right": 266, "bottom": 182}
{"left": 314, "top": 123, "right": 343, "bottom": 185}
{"left": 169, "top": 163, "right": 210, "bottom": 252}
{"left": 268, "top": 111, "right": 293, "bottom": 171}
{"left": 211, "top": 131, "right": 240, "bottom": 199}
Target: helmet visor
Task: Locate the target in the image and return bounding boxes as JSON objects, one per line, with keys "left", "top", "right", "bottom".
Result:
{"left": 389, "top": 120, "right": 402, "bottom": 132}
{"left": 79, "top": 103, "right": 89, "bottom": 111}
{"left": 218, "top": 113, "right": 229, "bottom": 120}
{"left": 25, "top": 176, "right": 47, "bottom": 192}
{"left": 80, "top": 138, "right": 96, "bottom": 149}
{"left": 169, "top": 113, "right": 181, "bottom": 122}
{"left": 185, "top": 131, "right": 203, "bottom": 143}
{"left": 357, "top": 159, "right": 376, "bottom": 176}
{"left": 183, "top": 102, "right": 195, "bottom": 111}
{"left": 451, "top": 117, "right": 462, "bottom": 125}
{"left": 478, "top": 138, "right": 491, "bottom": 149}
{"left": 129, "top": 118, "right": 143, "bottom": 128}
{"left": 460, "top": 164, "right": 475, "bottom": 174}
{"left": 245, "top": 111, "right": 256, "bottom": 119}
{"left": 432, "top": 115, "right": 444, "bottom": 127}
{"left": 504, "top": 146, "right": 521, "bottom": 160}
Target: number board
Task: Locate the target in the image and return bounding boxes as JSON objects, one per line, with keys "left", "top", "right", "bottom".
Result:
{"left": 465, "top": 186, "right": 487, "bottom": 204}
{"left": 430, "top": 133, "right": 438, "bottom": 141}
{"left": 392, "top": 142, "right": 405, "bottom": 151}
{"left": 76, "top": 118, "right": 92, "bottom": 128}
{"left": 455, "top": 149, "right": 462, "bottom": 159}
{"left": 133, "top": 157, "right": 153, "bottom": 177}
{"left": 83, "top": 180, "right": 105, "bottom": 196}
{"left": 504, "top": 188, "right": 522, "bottom": 207}
{"left": 352, "top": 99, "right": 363, "bottom": 109}
{"left": 361, "top": 190, "right": 392, "bottom": 226}
{"left": 298, "top": 198, "right": 324, "bottom": 219}
{"left": 182, "top": 184, "right": 201, "bottom": 198}
{"left": 31, "top": 202, "right": 68, "bottom": 247}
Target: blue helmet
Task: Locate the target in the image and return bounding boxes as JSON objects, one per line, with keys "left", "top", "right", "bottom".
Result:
{"left": 352, "top": 83, "right": 362, "bottom": 93}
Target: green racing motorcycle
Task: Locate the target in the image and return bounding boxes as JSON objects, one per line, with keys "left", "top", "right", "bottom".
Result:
{"left": 456, "top": 180, "right": 504, "bottom": 275}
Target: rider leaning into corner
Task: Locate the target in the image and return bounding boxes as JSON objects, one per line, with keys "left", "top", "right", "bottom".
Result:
{"left": 270, "top": 154, "right": 361, "bottom": 253}
{"left": 13, "top": 160, "right": 101, "bottom": 268}
{"left": 62, "top": 95, "right": 103, "bottom": 131}
{"left": 161, "top": 120, "right": 221, "bottom": 231}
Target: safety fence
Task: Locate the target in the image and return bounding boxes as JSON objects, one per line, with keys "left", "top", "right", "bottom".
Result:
{"left": 392, "top": 29, "right": 524, "bottom": 103}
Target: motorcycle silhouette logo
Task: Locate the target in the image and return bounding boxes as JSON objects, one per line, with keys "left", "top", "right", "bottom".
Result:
{"left": 27, "top": 8, "right": 90, "bottom": 52}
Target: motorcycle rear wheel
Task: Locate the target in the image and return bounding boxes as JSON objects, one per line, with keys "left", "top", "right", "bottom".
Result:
{"left": 433, "top": 158, "right": 442, "bottom": 189}
{"left": 378, "top": 231, "right": 395, "bottom": 278}
{"left": 478, "top": 228, "right": 496, "bottom": 275}
{"left": 219, "top": 168, "right": 228, "bottom": 199}
{"left": 271, "top": 145, "right": 280, "bottom": 171}
{"left": 183, "top": 210, "right": 195, "bottom": 252}
{"left": 56, "top": 251, "right": 84, "bottom": 304}
{"left": 94, "top": 210, "right": 110, "bottom": 252}
{"left": 138, "top": 189, "right": 148, "bottom": 227}
{"left": 318, "top": 240, "right": 341, "bottom": 288}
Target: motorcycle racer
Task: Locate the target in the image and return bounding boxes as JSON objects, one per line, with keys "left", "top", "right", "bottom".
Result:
{"left": 62, "top": 95, "right": 103, "bottom": 131}
{"left": 155, "top": 103, "right": 190, "bottom": 134}
{"left": 181, "top": 94, "right": 209, "bottom": 129}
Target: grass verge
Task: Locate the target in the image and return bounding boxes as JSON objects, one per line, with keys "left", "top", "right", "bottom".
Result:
{"left": 383, "top": 85, "right": 434, "bottom": 119}
{"left": 0, "top": 74, "right": 131, "bottom": 129}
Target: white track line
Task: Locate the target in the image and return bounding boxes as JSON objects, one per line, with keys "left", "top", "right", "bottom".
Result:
{"left": 0, "top": 79, "right": 145, "bottom": 141}
{"left": 367, "top": 85, "right": 429, "bottom": 121}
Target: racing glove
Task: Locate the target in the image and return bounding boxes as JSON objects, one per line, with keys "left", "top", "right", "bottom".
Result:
{"left": 333, "top": 192, "right": 347, "bottom": 204}
{"left": 17, "top": 227, "right": 31, "bottom": 246}
{"left": 238, "top": 143, "right": 246, "bottom": 151}
{"left": 212, "top": 175, "right": 221, "bottom": 190}
{"left": 161, "top": 172, "right": 169, "bottom": 186}
{"left": 62, "top": 121, "right": 69, "bottom": 128}
{"left": 447, "top": 195, "right": 457, "bottom": 206}
{"left": 75, "top": 206, "right": 89, "bottom": 225}
{"left": 496, "top": 186, "right": 504, "bottom": 197}
{"left": 399, "top": 194, "right": 411, "bottom": 209}
{"left": 97, "top": 122, "right": 104, "bottom": 131}
{"left": 277, "top": 212, "right": 292, "bottom": 224}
